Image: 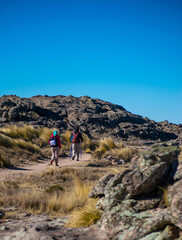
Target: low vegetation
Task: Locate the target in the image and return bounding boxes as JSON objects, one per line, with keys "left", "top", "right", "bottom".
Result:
{"left": 0, "top": 166, "right": 109, "bottom": 226}
{"left": 66, "top": 199, "right": 101, "bottom": 227}
{"left": 0, "top": 125, "right": 136, "bottom": 227}
{"left": 0, "top": 153, "right": 10, "bottom": 168}
{"left": 92, "top": 137, "right": 137, "bottom": 161}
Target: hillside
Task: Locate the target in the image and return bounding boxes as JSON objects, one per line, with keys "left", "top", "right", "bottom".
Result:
{"left": 0, "top": 94, "right": 181, "bottom": 142}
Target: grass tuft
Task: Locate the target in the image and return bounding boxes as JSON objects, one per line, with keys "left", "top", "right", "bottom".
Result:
{"left": 92, "top": 137, "right": 116, "bottom": 159}
{"left": 66, "top": 199, "right": 101, "bottom": 227}
{"left": 0, "top": 153, "right": 10, "bottom": 168}
{"left": 158, "top": 186, "right": 169, "bottom": 207}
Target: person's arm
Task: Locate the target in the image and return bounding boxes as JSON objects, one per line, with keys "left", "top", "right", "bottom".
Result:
{"left": 48, "top": 134, "right": 52, "bottom": 145}
{"left": 57, "top": 136, "right": 61, "bottom": 148}
{"left": 70, "top": 132, "right": 73, "bottom": 142}
{"left": 79, "top": 133, "right": 83, "bottom": 142}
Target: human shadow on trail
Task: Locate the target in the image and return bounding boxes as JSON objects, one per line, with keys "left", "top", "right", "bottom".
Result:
{"left": 7, "top": 166, "right": 33, "bottom": 171}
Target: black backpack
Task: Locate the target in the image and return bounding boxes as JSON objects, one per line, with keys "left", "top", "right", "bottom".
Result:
{"left": 49, "top": 136, "right": 58, "bottom": 147}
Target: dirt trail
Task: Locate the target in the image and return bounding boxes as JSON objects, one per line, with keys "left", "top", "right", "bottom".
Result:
{"left": 0, "top": 153, "right": 91, "bottom": 181}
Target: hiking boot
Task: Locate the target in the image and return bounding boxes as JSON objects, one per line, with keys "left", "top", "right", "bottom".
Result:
{"left": 72, "top": 155, "right": 75, "bottom": 160}
{"left": 49, "top": 160, "right": 53, "bottom": 165}
{"left": 76, "top": 159, "right": 79, "bottom": 161}
{"left": 56, "top": 163, "right": 59, "bottom": 166}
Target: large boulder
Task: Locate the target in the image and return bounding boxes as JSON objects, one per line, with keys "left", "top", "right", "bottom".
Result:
{"left": 89, "top": 142, "right": 181, "bottom": 240}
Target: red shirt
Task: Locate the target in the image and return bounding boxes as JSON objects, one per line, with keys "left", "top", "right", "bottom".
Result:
{"left": 49, "top": 134, "right": 61, "bottom": 147}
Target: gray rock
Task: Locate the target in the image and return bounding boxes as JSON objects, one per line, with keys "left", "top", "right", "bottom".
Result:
{"left": 89, "top": 142, "right": 181, "bottom": 240}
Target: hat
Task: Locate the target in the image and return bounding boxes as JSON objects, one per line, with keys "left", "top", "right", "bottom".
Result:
{"left": 53, "top": 130, "right": 58, "bottom": 136}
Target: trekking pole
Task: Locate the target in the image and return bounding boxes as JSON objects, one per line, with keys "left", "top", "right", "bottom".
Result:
{"left": 80, "top": 143, "right": 82, "bottom": 160}
{"left": 70, "top": 144, "right": 72, "bottom": 160}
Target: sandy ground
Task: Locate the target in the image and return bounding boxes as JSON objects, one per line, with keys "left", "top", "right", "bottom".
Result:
{"left": 0, "top": 153, "right": 91, "bottom": 181}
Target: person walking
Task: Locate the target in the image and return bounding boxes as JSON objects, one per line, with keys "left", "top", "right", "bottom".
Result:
{"left": 70, "top": 127, "right": 83, "bottom": 161}
{"left": 49, "top": 130, "right": 61, "bottom": 166}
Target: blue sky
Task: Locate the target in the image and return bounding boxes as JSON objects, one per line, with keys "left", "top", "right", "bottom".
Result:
{"left": 0, "top": 0, "right": 182, "bottom": 124}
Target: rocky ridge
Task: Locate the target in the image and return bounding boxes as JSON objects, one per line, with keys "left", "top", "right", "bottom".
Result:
{"left": 0, "top": 95, "right": 181, "bottom": 142}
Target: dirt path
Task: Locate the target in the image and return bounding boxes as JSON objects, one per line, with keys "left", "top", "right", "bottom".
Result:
{"left": 0, "top": 153, "right": 91, "bottom": 181}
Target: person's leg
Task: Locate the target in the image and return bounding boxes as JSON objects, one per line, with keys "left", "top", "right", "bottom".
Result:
{"left": 50, "top": 147, "right": 55, "bottom": 164}
{"left": 75, "top": 143, "right": 80, "bottom": 161}
{"left": 72, "top": 143, "right": 75, "bottom": 160}
{"left": 55, "top": 147, "right": 60, "bottom": 166}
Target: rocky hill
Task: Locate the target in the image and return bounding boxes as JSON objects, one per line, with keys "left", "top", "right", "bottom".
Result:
{"left": 0, "top": 94, "right": 181, "bottom": 142}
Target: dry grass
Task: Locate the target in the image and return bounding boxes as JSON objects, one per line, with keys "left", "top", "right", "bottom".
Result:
{"left": 0, "top": 125, "right": 40, "bottom": 140}
{"left": 82, "top": 133, "right": 97, "bottom": 152}
{"left": 92, "top": 137, "right": 136, "bottom": 162}
{"left": 179, "top": 146, "right": 182, "bottom": 162}
{"left": 158, "top": 186, "right": 169, "bottom": 207}
{"left": 0, "top": 133, "right": 16, "bottom": 148}
{"left": 66, "top": 199, "right": 100, "bottom": 227}
{"left": 109, "top": 147, "right": 137, "bottom": 162}
{"left": 0, "top": 174, "right": 93, "bottom": 216}
{"left": 92, "top": 137, "right": 117, "bottom": 159}
{"left": 0, "top": 153, "right": 10, "bottom": 168}
{"left": 39, "top": 127, "right": 52, "bottom": 146}
{"left": 0, "top": 133, "right": 40, "bottom": 153}
{"left": 0, "top": 125, "right": 55, "bottom": 167}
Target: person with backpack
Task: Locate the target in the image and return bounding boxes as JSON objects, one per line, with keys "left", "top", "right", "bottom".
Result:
{"left": 70, "top": 127, "right": 83, "bottom": 161}
{"left": 49, "top": 130, "right": 61, "bottom": 166}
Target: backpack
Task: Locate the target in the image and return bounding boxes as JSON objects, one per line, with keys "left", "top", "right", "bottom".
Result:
{"left": 49, "top": 136, "right": 58, "bottom": 147}
{"left": 72, "top": 132, "right": 79, "bottom": 143}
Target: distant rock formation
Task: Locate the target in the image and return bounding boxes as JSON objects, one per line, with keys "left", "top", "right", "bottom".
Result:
{"left": 0, "top": 95, "right": 181, "bottom": 142}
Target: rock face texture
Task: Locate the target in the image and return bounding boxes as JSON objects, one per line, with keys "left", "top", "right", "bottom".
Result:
{"left": 0, "top": 95, "right": 181, "bottom": 142}
{"left": 89, "top": 142, "right": 182, "bottom": 240}
{"left": 0, "top": 215, "right": 109, "bottom": 240}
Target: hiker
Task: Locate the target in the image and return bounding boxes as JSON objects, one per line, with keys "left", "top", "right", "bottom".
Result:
{"left": 49, "top": 130, "right": 61, "bottom": 166}
{"left": 70, "top": 127, "right": 83, "bottom": 161}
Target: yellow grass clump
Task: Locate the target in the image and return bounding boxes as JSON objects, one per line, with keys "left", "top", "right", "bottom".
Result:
{"left": 0, "top": 133, "right": 16, "bottom": 148}
{"left": 66, "top": 199, "right": 101, "bottom": 227}
{"left": 0, "top": 125, "right": 40, "bottom": 140}
{"left": 110, "top": 147, "right": 137, "bottom": 162}
{"left": 92, "top": 137, "right": 116, "bottom": 159}
{"left": 92, "top": 137, "right": 125, "bottom": 159}
{"left": 158, "top": 186, "right": 169, "bottom": 207}
{"left": 82, "top": 133, "right": 97, "bottom": 152}
{"left": 0, "top": 153, "right": 10, "bottom": 168}
{"left": 39, "top": 127, "right": 53, "bottom": 146}
{"left": 14, "top": 139, "right": 41, "bottom": 153}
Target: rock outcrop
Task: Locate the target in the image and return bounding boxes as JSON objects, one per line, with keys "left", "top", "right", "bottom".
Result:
{"left": 0, "top": 214, "right": 109, "bottom": 240}
{"left": 0, "top": 95, "right": 181, "bottom": 142}
{"left": 89, "top": 141, "right": 182, "bottom": 240}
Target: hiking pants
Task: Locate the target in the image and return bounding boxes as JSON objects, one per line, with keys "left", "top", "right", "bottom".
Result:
{"left": 72, "top": 143, "right": 81, "bottom": 160}
{"left": 51, "top": 147, "right": 60, "bottom": 164}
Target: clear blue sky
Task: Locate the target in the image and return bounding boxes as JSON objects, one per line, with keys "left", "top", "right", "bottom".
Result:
{"left": 0, "top": 0, "right": 182, "bottom": 124}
